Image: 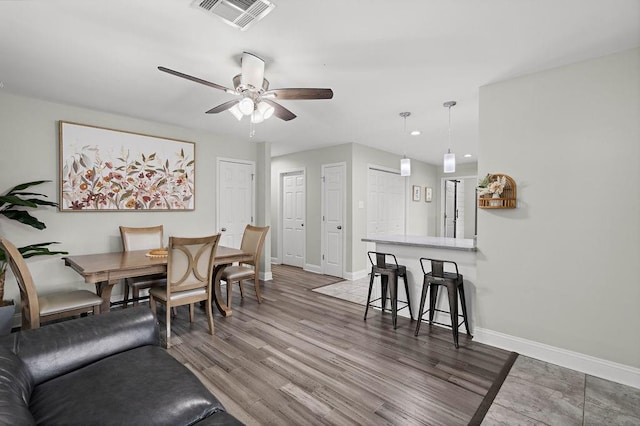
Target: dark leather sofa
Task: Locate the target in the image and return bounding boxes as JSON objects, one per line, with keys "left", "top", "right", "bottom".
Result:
{"left": 0, "top": 307, "right": 243, "bottom": 426}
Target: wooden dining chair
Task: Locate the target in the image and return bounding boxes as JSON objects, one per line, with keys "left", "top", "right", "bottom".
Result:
{"left": 119, "top": 225, "right": 167, "bottom": 307}
{"left": 149, "top": 234, "right": 220, "bottom": 348}
{"left": 0, "top": 238, "right": 102, "bottom": 330}
{"left": 221, "top": 225, "right": 269, "bottom": 306}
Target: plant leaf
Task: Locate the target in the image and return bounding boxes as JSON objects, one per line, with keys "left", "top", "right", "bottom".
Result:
{"left": 0, "top": 210, "right": 46, "bottom": 229}
{"left": 10, "top": 192, "right": 49, "bottom": 198}
{"left": 5, "top": 180, "right": 50, "bottom": 194}
{"left": 23, "top": 198, "right": 58, "bottom": 208}
{"left": 0, "top": 195, "right": 38, "bottom": 208}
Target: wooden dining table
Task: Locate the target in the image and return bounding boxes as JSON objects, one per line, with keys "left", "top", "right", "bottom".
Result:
{"left": 63, "top": 246, "right": 252, "bottom": 316}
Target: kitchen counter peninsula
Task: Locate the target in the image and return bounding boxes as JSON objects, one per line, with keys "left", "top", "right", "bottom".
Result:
{"left": 362, "top": 235, "right": 477, "bottom": 251}
{"left": 362, "top": 234, "right": 477, "bottom": 333}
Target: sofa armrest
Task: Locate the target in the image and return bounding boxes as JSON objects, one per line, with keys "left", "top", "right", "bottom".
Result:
{"left": 0, "top": 347, "right": 35, "bottom": 425}
{"left": 0, "top": 307, "right": 159, "bottom": 385}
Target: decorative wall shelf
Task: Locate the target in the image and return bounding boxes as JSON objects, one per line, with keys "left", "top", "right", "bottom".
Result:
{"left": 478, "top": 174, "right": 517, "bottom": 209}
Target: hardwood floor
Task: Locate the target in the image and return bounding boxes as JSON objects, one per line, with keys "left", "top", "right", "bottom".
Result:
{"left": 164, "top": 265, "right": 515, "bottom": 426}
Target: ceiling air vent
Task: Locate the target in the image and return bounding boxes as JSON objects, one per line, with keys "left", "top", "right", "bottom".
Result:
{"left": 192, "top": 0, "right": 276, "bottom": 31}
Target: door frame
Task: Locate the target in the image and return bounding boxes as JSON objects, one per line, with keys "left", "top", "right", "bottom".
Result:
{"left": 216, "top": 157, "right": 256, "bottom": 238}
{"left": 440, "top": 174, "right": 475, "bottom": 238}
{"left": 321, "top": 162, "right": 346, "bottom": 278}
{"left": 277, "top": 168, "right": 306, "bottom": 266}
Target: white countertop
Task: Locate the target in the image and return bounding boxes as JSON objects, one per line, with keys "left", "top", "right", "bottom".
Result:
{"left": 362, "top": 235, "right": 477, "bottom": 252}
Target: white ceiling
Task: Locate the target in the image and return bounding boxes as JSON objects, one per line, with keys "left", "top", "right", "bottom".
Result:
{"left": 1, "top": 0, "right": 638, "bottom": 165}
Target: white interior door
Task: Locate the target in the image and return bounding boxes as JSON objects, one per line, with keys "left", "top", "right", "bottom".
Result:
{"left": 217, "top": 159, "right": 254, "bottom": 248}
{"left": 367, "top": 170, "right": 383, "bottom": 236}
{"left": 387, "top": 172, "right": 405, "bottom": 235}
{"left": 322, "top": 163, "right": 345, "bottom": 278}
{"left": 367, "top": 167, "right": 405, "bottom": 236}
{"left": 282, "top": 172, "right": 305, "bottom": 268}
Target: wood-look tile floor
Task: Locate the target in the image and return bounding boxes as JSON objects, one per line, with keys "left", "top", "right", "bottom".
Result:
{"left": 163, "top": 265, "right": 515, "bottom": 425}
{"left": 312, "top": 271, "right": 640, "bottom": 425}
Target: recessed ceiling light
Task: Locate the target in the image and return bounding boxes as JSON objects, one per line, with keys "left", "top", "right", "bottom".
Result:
{"left": 410, "top": 130, "right": 421, "bottom": 136}
{"left": 464, "top": 154, "right": 472, "bottom": 158}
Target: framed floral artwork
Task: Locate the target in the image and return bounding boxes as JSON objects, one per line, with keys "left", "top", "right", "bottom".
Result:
{"left": 59, "top": 121, "right": 195, "bottom": 211}
{"left": 425, "top": 187, "right": 433, "bottom": 202}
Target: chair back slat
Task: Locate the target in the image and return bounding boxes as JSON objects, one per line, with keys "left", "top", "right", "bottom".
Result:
{"left": 167, "top": 235, "right": 220, "bottom": 293}
{"left": 119, "top": 225, "right": 163, "bottom": 251}
{"left": 431, "top": 260, "right": 445, "bottom": 277}
{"left": 367, "top": 251, "right": 399, "bottom": 269}
{"left": 240, "top": 225, "right": 269, "bottom": 266}
{"left": 0, "top": 238, "right": 40, "bottom": 328}
{"left": 419, "top": 257, "right": 460, "bottom": 278}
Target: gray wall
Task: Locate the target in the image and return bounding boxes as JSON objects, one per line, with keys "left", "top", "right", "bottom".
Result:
{"left": 0, "top": 92, "right": 257, "bottom": 303}
{"left": 270, "top": 143, "right": 352, "bottom": 271}
{"left": 477, "top": 48, "right": 640, "bottom": 368}
{"left": 271, "top": 143, "right": 439, "bottom": 276}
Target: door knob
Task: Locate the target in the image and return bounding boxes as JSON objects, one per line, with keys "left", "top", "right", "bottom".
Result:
{"left": 221, "top": 228, "right": 227, "bottom": 232}
{"left": 301, "top": 223, "right": 304, "bottom": 227}
{"left": 337, "top": 225, "right": 342, "bottom": 230}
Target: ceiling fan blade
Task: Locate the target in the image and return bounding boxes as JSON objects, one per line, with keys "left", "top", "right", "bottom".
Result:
{"left": 264, "top": 88, "right": 334, "bottom": 100}
{"left": 240, "top": 52, "right": 265, "bottom": 91}
{"left": 158, "top": 66, "right": 235, "bottom": 93}
{"left": 263, "top": 99, "right": 297, "bottom": 121}
{"left": 205, "top": 99, "right": 240, "bottom": 114}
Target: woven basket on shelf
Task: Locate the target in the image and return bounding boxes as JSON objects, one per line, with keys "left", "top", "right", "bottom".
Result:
{"left": 478, "top": 174, "right": 517, "bottom": 209}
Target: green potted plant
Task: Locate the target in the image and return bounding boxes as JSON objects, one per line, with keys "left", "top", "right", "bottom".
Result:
{"left": 0, "top": 180, "right": 68, "bottom": 334}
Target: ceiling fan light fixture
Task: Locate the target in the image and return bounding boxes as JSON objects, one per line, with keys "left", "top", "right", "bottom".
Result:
{"left": 228, "top": 104, "right": 243, "bottom": 121}
{"left": 238, "top": 97, "right": 255, "bottom": 115}
{"left": 258, "top": 101, "right": 274, "bottom": 120}
{"left": 251, "top": 109, "right": 265, "bottom": 124}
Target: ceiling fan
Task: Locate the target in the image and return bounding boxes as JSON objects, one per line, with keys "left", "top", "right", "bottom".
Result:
{"left": 158, "top": 52, "right": 333, "bottom": 123}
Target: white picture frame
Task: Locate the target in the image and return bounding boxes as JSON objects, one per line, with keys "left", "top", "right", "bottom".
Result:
{"left": 425, "top": 187, "right": 433, "bottom": 202}
{"left": 412, "top": 185, "right": 421, "bottom": 201}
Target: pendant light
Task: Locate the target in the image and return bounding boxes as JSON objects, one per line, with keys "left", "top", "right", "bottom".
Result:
{"left": 399, "top": 112, "right": 411, "bottom": 176}
{"left": 443, "top": 101, "right": 456, "bottom": 173}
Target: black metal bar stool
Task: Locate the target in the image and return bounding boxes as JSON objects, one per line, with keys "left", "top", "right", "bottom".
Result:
{"left": 364, "top": 251, "right": 413, "bottom": 329}
{"left": 415, "top": 257, "right": 472, "bottom": 348}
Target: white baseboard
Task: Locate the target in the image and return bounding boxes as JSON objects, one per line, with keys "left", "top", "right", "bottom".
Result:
{"left": 344, "top": 269, "right": 368, "bottom": 281}
{"left": 303, "top": 263, "right": 322, "bottom": 274}
{"left": 474, "top": 327, "right": 640, "bottom": 390}
{"left": 260, "top": 271, "right": 273, "bottom": 281}
{"left": 270, "top": 256, "right": 280, "bottom": 264}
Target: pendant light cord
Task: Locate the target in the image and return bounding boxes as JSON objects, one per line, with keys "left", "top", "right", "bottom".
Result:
{"left": 448, "top": 104, "right": 451, "bottom": 148}
{"left": 399, "top": 111, "right": 411, "bottom": 157}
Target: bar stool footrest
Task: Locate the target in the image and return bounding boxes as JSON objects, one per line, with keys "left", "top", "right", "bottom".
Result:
{"left": 417, "top": 308, "right": 470, "bottom": 331}
{"left": 367, "top": 297, "right": 411, "bottom": 313}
